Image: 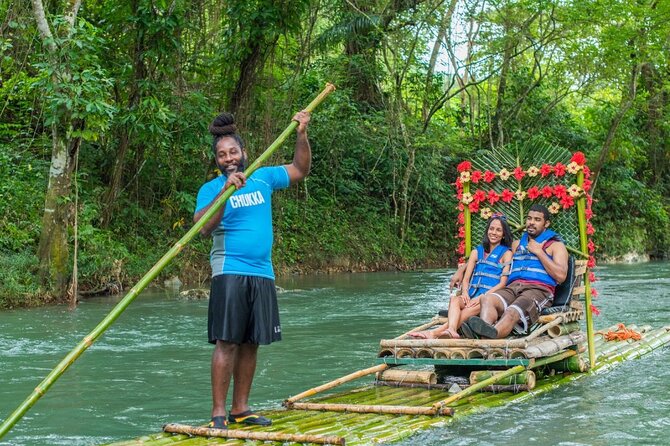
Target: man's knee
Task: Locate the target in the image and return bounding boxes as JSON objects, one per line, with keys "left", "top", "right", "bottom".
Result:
{"left": 215, "top": 340, "right": 239, "bottom": 354}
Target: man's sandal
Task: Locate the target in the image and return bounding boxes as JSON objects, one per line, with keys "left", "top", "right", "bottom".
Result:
{"left": 208, "top": 416, "right": 228, "bottom": 429}
{"left": 467, "top": 316, "right": 498, "bottom": 339}
{"left": 228, "top": 410, "right": 272, "bottom": 426}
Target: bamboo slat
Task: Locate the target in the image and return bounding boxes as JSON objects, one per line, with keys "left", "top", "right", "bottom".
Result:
{"left": 162, "top": 423, "right": 345, "bottom": 445}
{"left": 379, "top": 338, "right": 527, "bottom": 349}
{"left": 525, "top": 332, "right": 586, "bottom": 358}
{"left": 470, "top": 370, "right": 536, "bottom": 389}
{"left": 376, "top": 369, "right": 437, "bottom": 385}
{"left": 288, "top": 402, "right": 453, "bottom": 416}
{"left": 524, "top": 316, "right": 564, "bottom": 341}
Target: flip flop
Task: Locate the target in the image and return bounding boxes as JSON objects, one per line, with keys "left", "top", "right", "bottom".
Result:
{"left": 208, "top": 416, "right": 228, "bottom": 429}
{"left": 467, "top": 316, "right": 498, "bottom": 339}
{"left": 228, "top": 410, "right": 272, "bottom": 426}
{"left": 459, "top": 321, "right": 478, "bottom": 339}
{"left": 408, "top": 331, "right": 428, "bottom": 339}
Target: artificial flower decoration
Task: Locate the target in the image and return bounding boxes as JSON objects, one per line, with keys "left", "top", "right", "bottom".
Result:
{"left": 499, "top": 168, "right": 511, "bottom": 180}
{"left": 527, "top": 166, "right": 540, "bottom": 177}
{"left": 553, "top": 162, "right": 566, "bottom": 177}
{"left": 515, "top": 190, "right": 527, "bottom": 201}
{"left": 468, "top": 201, "right": 480, "bottom": 213}
{"left": 484, "top": 170, "right": 496, "bottom": 183}
{"left": 568, "top": 184, "right": 582, "bottom": 197}
{"left": 460, "top": 171, "right": 471, "bottom": 183}
{"left": 487, "top": 190, "right": 500, "bottom": 205}
{"left": 590, "top": 304, "right": 601, "bottom": 316}
{"left": 541, "top": 185, "right": 554, "bottom": 198}
{"left": 527, "top": 186, "right": 540, "bottom": 199}
{"left": 457, "top": 160, "right": 472, "bottom": 172}
{"left": 548, "top": 202, "right": 561, "bottom": 214}
{"left": 566, "top": 161, "right": 581, "bottom": 174}
{"left": 471, "top": 170, "right": 483, "bottom": 183}
{"left": 457, "top": 212, "right": 465, "bottom": 224}
{"left": 570, "top": 151, "right": 586, "bottom": 165}
{"left": 540, "top": 163, "right": 553, "bottom": 177}
{"left": 560, "top": 195, "right": 574, "bottom": 209}
{"left": 461, "top": 192, "right": 473, "bottom": 204}
{"left": 480, "top": 207, "right": 493, "bottom": 219}
{"left": 513, "top": 166, "right": 526, "bottom": 181}
{"left": 553, "top": 184, "right": 567, "bottom": 198}
{"left": 582, "top": 178, "right": 592, "bottom": 192}
{"left": 473, "top": 189, "right": 487, "bottom": 203}
{"left": 501, "top": 189, "right": 514, "bottom": 203}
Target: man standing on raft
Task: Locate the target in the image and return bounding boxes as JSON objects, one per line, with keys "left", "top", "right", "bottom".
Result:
{"left": 194, "top": 110, "right": 311, "bottom": 429}
{"left": 463, "top": 204, "right": 569, "bottom": 339}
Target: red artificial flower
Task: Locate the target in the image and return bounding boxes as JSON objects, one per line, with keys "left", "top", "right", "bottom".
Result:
{"left": 484, "top": 170, "right": 496, "bottom": 183}
{"left": 487, "top": 190, "right": 500, "bottom": 205}
{"left": 570, "top": 151, "right": 586, "bottom": 165}
{"left": 455, "top": 178, "right": 463, "bottom": 190}
{"left": 473, "top": 189, "right": 486, "bottom": 203}
{"left": 540, "top": 164, "right": 553, "bottom": 177}
{"left": 471, "top": 170, "right": 483, "bottom": 183}
{"left": 553, "top": 185, "right": 567, "bottom": 198}
{"left": 591, "top": 288, "right": 599, "bottom": 298}
{"left": 513, "top": 166, "right": 526, "bottom": 181}
{"left": 590, "top": 304, "right": 600, "bottom": 316}
{"left": 588, "top": 239, "right": 596, "bottom": 253}
{"left": 583, "top": 165, "right": 591, "bottom": 179}
{"left": 468, "top": 201, "right": 480, "bottom": 213}
{"left": 554, "top": 162, "right": 566, "bottom": 177}
{"left": 457, "top": 212, "right": 465, "bottom": 224}
{"left": 582, "top": 178, "right": 592, "bottom": 192}
{"left": 586, "top": 194, "right": 593, "bottom": 207}
{"left": 458, "top": 226, "right": 465, "bottom": 238}
{"left": 458, "top": 202, "right": 465, "bottom": 211}
{"left": 541, "top": 186, "right": 554, "bottom": 198}
{"left": 457, "top": 240, "right": 465, "bottom": 255}
{"left": 560, "top": 195, "right": 574, "bottom": 209}
{"left": 586, "top": 222, "right": 595, "bottom": 235}
{"left": 587, "top": 256, "right": 596, "bottom": 268}
{"left": 457, "top": 161, "right": 472, "bottom": 172}
{"left": 585, "top": 208, "right": 593, "bottom": 220}
{"left": 501, "top": 189, "right": 515, "bottom": 203}
{"left": 458, "top": 256, "right": 465, "bottom": 263}
{"left": 527, "top": 186, "right": 540, "bottom": 199}
{"left": 589, "top": 271, "right": 597, "bottom": 283}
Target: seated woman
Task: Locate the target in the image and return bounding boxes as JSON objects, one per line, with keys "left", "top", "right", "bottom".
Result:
{"left": 409, "top": 214, "right": 513, "bottom": 339}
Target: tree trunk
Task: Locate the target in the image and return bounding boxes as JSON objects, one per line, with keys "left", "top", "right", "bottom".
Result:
{"left": 37, "top": 127, "right": 77, "bottom": 296}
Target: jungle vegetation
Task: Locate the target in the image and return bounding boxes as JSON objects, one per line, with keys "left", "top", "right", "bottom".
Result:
{"left": 1, "top": 0, "right": 668, "bottom": 307}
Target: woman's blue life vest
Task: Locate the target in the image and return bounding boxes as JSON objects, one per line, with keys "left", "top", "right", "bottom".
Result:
{"left": 508, "top": 229, "right": 559, "bottom": 287}
{"left": 468, "top": 244, "right": 512, "bottom": 298}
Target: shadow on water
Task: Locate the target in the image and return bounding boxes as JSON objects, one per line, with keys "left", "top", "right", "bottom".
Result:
{"left": 0, "top": 263, "right": 668, "bottom": 445}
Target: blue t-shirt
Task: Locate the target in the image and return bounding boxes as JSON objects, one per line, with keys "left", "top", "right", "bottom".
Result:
{"left": 195, "top": 166, "right": 290, "bottom": 279}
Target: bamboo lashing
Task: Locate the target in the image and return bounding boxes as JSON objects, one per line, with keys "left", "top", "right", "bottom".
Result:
{"left": 162, "top": 423, "right": 345, "bottom": 445}
{"left": 285, "top": 363, "right": 389, "bottom": 405}
{"left": 288, "top": 402, "right": 454, "bottom": 416}
{"left": 0, "top": 83, "right": 337, "bottom": 440}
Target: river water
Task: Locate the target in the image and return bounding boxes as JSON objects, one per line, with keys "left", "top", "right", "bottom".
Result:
{"left": 0, "top": 262, "right": 668, "bottom": 445}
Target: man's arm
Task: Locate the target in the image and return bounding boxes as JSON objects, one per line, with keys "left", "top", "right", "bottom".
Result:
{"left": 527, "top": 238, "right": 569, "bottom": 283}
{"left": 285, "top": 110, "right": 311, "bottom": 184}
{"left": 193, "top": 172, "right": 246, "bottom": 237}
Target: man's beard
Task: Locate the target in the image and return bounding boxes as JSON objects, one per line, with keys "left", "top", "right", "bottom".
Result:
{"left": 217, "top": 159, "right": 246, "bottom": 175}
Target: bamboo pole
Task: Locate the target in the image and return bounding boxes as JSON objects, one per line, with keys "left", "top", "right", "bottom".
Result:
{"left": 377, "top": 369, "right": 437, "bottom": 385}
{"left": 548, "top": 322, "right": 581, "bottom": 338}
{"left": 0, "top": 83, "right": 337, "bottom": 440}
{"left": 285, "top": 363, "right": 389, "bottom": 405}
{"left": 576, "top": 168, "right": 596, "bottom": 367}
{"left": 524, "top": 315, "right": 564, "bottom": 342}
{"left": 163, "top": 423, "right": 345, "bottom": 445}
{"left": 288, "top": 402, "right": 453, "bottom": 417}
{"left": 463, "top": 177, "right": 471, "bottom": 255}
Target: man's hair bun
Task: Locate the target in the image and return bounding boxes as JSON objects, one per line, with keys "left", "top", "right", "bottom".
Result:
{"left": 209, "top": 112, "right": 237, "bottom": 136}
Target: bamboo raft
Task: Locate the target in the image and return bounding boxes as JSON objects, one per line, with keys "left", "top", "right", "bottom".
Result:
{"left": 104, "top": 324, "right": 670, "bottom": 445}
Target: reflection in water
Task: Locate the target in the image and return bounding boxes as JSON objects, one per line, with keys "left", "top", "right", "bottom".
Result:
{"left": 0, "top": 263, "right": 668, "bottom": 445}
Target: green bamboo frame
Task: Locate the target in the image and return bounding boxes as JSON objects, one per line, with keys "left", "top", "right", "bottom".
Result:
{"left": 0, "top": 83, "right": 336, "bottom": 440}
{"left": 576, "top": 169, "right": 596, "bottom": 366}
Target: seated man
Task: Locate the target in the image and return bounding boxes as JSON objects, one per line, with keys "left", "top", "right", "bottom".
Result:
{"left": 464, "top": 204, "right": 569, "bottom": 339}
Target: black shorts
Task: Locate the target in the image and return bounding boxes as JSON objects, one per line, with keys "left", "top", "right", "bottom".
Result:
{"left": 208, "top": 274, "right": 281, "bottom": 345}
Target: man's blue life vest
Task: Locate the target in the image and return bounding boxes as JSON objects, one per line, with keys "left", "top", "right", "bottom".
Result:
{"left": 508, "top": 229, "right": 559, "bottom": 287}
{"left": 468, "top": 244, "right": 511, "bottom": 298}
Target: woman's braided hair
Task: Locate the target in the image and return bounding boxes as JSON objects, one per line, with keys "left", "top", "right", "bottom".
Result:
{"left": 209, "top": 112, "right": 244, "bottom": 155}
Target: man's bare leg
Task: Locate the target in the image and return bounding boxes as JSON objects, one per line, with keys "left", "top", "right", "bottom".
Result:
{"left": 478, "top": 293, "right": 504, "bottom": 325}
{"left": 230, "top": 343, "right": 259, "bottom": 415}
{"left": 494, "top": 309, "right": 522, "bottom": 338}
{"left": 211, "top": 341, "right": 238, "bottom": 418}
